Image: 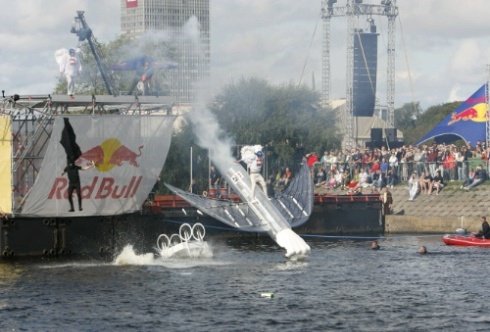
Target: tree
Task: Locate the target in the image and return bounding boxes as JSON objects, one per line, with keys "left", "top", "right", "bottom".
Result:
{"left": 54, "top": 34, "right": 176, "bottom": 96}
{"left": 209, "top": 77, "right": 340, "bottom": 171}
{"left": 395, "top": 102, "right": 422, "bottom": 131}
{"left": 398, "top": 101, "right": 460, "bottom": 145}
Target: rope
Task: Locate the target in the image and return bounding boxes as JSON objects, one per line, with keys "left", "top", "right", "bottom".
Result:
{"left": 398, "top": 15, "right": 417, "bottom": 115}
{"left": 298, "top": 18, "right": 320, "bottom": 87}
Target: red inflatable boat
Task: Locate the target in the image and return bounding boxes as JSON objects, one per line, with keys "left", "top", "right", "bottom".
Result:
{"left": 442, "top": 234, "right": 490, "bottom": 247}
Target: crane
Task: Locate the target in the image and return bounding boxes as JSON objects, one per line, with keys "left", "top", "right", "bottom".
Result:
{"left": 70, "top": 11, "right": 118, "bottom": 95}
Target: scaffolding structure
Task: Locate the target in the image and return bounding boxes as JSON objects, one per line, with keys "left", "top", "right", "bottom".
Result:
{"left": 321, "top": 0, "right": 398, "bottom": 148}
{"left": 1, "top": 94, "right": 175, "bottom": 212}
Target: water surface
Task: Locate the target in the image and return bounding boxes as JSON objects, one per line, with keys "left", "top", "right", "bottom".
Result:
{"left": 1, "top": 235, "right": 488, "bottom": 331}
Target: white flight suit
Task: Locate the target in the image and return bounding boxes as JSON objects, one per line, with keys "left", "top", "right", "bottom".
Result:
{"left": 60, "top": 52, "right": 82, "bottom": 95}
{"left": 249, "top": 156, "right": 267, "bottom": 198}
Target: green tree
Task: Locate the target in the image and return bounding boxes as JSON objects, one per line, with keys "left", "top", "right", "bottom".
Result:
{"left": 395, "top": 102, "right": 422, "bottom": 132}
{"left": 209, "top": 77, "right": 340, "bottom": 170}
{"left": 398, "top": 101, "right": 461, "bottom": 145}
{"left": 159, "top": 123, "right": 209, "bottom": 194}
{"left": 159, "top": 77, "right": 341, "bottom": 192}
{"left": 54, "top": 34, "right": 176, "bottom": 96}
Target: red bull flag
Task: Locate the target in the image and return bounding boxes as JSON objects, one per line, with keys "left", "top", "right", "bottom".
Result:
{"left": 417, "top": 84, "right": 488, "bottom": 147}
{"left": 21, "top": 115, "right": 175, "bottom": 217}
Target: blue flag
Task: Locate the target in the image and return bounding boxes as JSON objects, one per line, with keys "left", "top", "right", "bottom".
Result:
{"left": 417, "top": 84, "right": 487, "bottom": 147}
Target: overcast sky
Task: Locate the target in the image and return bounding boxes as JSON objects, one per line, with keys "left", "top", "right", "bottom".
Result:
{"left": 1, "top": 0, "right": 490, "bottom": 110}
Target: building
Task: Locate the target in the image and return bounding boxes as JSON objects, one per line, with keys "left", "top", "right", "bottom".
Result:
{"left": 330, "top": 99, "right": 403, "bottom": 149}
{"left": 120, "top": 0, "right": 210, "bottom": 103}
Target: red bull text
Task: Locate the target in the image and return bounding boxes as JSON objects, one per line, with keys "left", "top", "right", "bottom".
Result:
{"left": 48, "top": 176, "right": 142, "bottom": 200}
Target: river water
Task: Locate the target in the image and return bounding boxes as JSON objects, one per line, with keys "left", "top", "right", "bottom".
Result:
{"left": 0, "top": 234, "right": 489, "bottom": 331}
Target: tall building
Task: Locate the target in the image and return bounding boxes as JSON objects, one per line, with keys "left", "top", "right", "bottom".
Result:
{"left": 120, "top": 0, "right": 210, "bottom": 103}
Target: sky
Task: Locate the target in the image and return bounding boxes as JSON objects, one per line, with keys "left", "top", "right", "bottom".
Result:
{"left": 1, "top": 0, "right": 490, "bottom": 110}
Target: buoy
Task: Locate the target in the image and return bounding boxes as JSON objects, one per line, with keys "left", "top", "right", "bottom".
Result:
{"left": 260, "top": 292, "right": 274, "bottom": 298}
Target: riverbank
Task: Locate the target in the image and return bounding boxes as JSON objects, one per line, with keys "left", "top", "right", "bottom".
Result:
{"left": 386, "top": 181, "right": 489, "bottom": 234}
{"left": 316, "top": 180, "right": 489, "bottom": 234}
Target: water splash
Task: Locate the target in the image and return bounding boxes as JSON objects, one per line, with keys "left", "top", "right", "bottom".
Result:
{"left": 113, "top": 245, "right": 155, "bottom": 266}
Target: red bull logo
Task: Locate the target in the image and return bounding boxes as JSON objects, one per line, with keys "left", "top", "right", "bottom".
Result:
{"left": 448, "top": 103, "right": 487, "bottom": 125}
{"left": 76, "top": 138, "right": 143, "bottom": 172}
{"left": 48, "top": 176, "right": 142, "bottom": 200}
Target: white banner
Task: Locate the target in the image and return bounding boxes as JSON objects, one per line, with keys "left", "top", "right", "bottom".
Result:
{"left": 21, "top": 115, "right": 174, "bottom": 217}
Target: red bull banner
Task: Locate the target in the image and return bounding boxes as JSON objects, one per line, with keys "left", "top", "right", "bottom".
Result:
{"left": 21, "top": 115, "right": 175, "bottom": 217}
{"left": 417, "top": 84, "right": 488, "bottom": 147}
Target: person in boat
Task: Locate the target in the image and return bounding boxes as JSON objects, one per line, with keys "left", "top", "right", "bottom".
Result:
{"left": 475, "top": 216, "right": 490, "bottom": 239}
{"left": 209, "top": 165, "right": 221, "bottom": 189}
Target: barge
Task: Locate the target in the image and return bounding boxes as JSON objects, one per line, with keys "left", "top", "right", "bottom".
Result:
{"left": 0, "top": 94, "right": 383, "bottom": 259}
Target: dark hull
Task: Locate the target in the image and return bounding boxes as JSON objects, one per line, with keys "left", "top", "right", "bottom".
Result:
{"left": 0, "top": 195, "right": 383, "bottom": 259}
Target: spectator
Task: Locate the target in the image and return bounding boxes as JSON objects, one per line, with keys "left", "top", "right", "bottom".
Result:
{"left": 408, "top": 172, "right": 419, "bottom": 201}
{"left": 419, "top": 171, "right": 432, "bottom": 195}
{"left": 281, "top": 167, "right": 293, "bottom": 186}
{"left": 462, "top": 165, "right": 486, "bottom": 190}
{"left": 430, "top": 169, "right": 444, "bottom": 195}
{"left": 359, "top": 168, "right": 371, "bottom": 188}
{"left": 426, "top": 146, "right": 438, "bottom": 177}
{"left": 306, "top": 152, "right": 319, "bottom": 171}
{"left": 315, "top": 167, "right": 326, "bottom": 187}
{"left": 461, "top": 145, "right": 472, "bottom": 181}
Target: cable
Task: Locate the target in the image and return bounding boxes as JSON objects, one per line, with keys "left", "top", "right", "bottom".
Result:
{"left": 298, "top": 18, "right": 320, "bottom": 87}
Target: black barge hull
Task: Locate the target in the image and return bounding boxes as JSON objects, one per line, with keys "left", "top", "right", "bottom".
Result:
{"left": 0, "top": 195, "right": 383, "bottom": 258}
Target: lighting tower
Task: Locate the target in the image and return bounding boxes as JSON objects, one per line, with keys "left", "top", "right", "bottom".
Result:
{"left": 321, "top": 0, "right": 398, "bottom": 147}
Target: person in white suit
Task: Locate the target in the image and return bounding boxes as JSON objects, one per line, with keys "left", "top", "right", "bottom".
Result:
{"left": 239, "top": 145, "right": 267, "bottom": 199}
{"left": 55, "top": 48, "right": 82, "bottom": 96}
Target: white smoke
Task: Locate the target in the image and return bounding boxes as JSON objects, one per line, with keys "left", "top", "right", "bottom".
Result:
{"left": 183, "top": 16, "right": 201, "bottom": 43}
{"left": 188, "top": 100, "right": 236, "bottom": 168}
{"left": 182, "top": 16, "right": 310, "bottom": 259}
{"left": 181, "top": 15, "right": 236, "bottom": 167}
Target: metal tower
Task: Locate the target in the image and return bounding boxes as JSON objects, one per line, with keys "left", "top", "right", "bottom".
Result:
{"left": 321, "top": 0, "right": 398, "bottom": 147}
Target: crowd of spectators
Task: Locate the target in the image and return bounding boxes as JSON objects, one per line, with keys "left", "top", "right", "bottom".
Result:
{"left": 306, "top": 141, "right": 489, "bottom": 194}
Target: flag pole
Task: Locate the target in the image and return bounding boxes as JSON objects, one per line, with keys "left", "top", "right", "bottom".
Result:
{"left": 486, "top": 64, "right": 490, "bottom": 172}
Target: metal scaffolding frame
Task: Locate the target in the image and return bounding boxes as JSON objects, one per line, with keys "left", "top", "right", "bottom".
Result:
{"left": 1, "top": 94, "right": 176, "bottom": 212}
{"left": 321, "top": 0, "right": 398, "bottom": 148}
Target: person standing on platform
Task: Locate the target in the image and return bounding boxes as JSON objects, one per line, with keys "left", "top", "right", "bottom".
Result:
{"left": 209, "top": 165, "right": 221, "bottom": 189}
{"left": 62, "top": 160, "right": 93, "bottom": 212}
{"left": 380, "top": 187, "right": 393, "bottom": 215}
{"left": 56, "top": 48, "right": 82, "bottom": 96}
{"left": 238, "top": 145, "right": 267, "bottom": 199}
